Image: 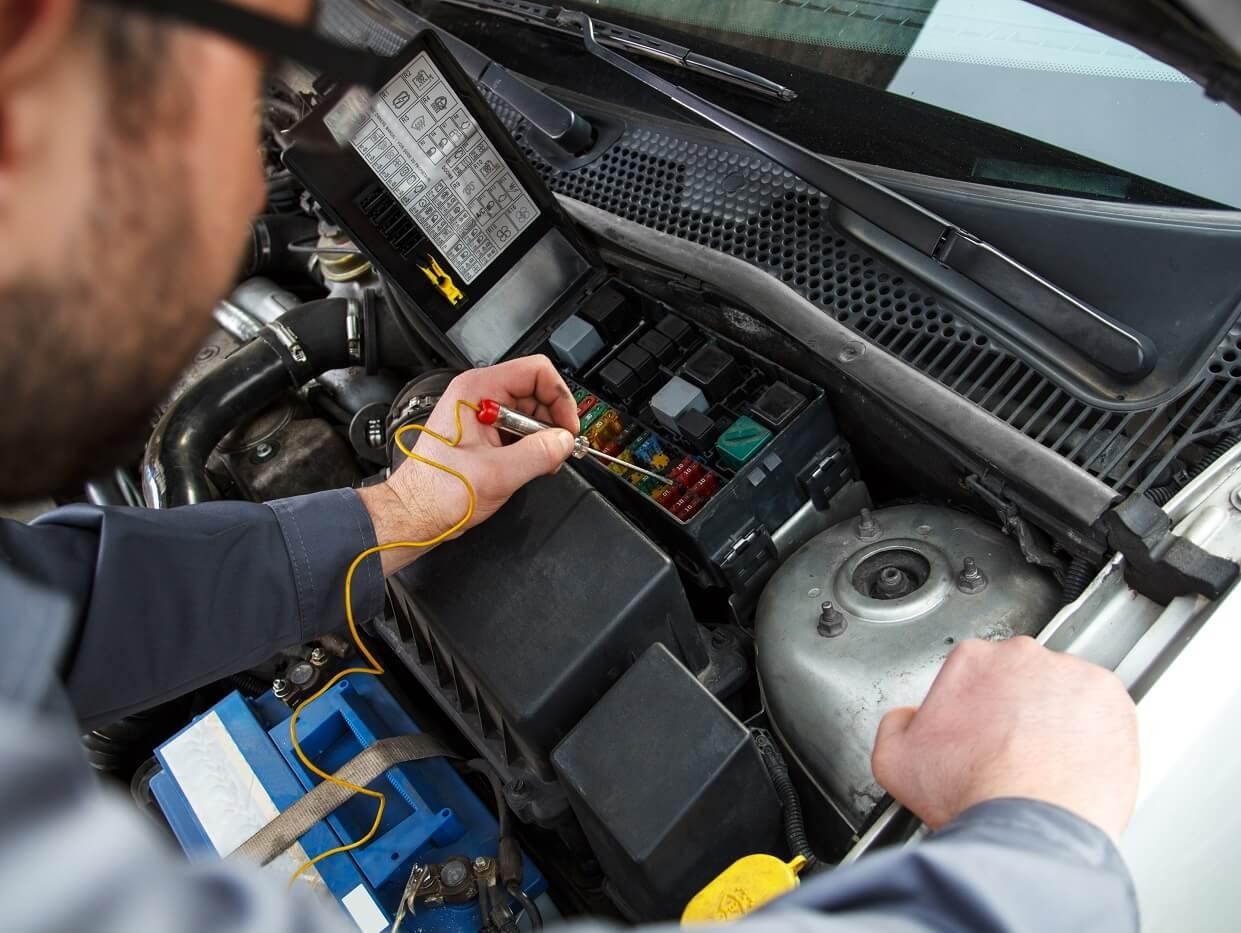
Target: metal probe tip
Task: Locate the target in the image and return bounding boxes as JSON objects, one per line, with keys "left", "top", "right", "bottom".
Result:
{"left": 582, "top": 446, "right": 674, "bottom": 484}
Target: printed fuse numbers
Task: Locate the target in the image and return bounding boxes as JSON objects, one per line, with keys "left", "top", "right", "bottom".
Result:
{"left": 351, "top": 52, "right": 540, "bottom": 285}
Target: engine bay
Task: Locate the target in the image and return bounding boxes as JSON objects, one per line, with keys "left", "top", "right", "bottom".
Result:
{"left": 102, "top": 13, "right": 1241, "bottom": 931}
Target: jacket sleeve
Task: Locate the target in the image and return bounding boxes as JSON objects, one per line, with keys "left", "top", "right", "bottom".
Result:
{"left": 0, "top": 489, "right": 386, "bottom": 730}
{"left": 559, "top": 799, "right": 1138, "bottom": 933}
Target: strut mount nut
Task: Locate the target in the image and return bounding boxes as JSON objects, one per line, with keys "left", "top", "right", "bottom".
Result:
{"left": 856, "top": 508, "right": 881, "bottom": 540}
{"left": 957, "top": 556, "right": 989, "bottom": 594}
{"left": 817, "top": 600, "right": 848, "bottom": 638}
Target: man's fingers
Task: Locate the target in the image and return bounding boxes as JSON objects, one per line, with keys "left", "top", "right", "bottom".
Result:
{"left": 453, "top": 356, "right": 579, "bottom": 433}
{"left": 871, "top": 706, "right": 918, "bottom": 789}
{"left": 485, "top": 429, "right": 575, "bottom": 489}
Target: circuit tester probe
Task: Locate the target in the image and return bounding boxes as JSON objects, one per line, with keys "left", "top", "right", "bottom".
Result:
{"left": 476, "top": 399, "right": 673, "bottom": 485}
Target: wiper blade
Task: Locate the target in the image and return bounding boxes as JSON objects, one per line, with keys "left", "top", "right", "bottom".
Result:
{"left": 557, "top": 10, "right": 1155, "bottom": 383}
{"left": 439, "top": 0, "right": 797, "bottom": 102}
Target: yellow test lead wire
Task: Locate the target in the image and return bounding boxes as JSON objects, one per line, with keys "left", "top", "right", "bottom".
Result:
{"left": 287, "top": 399, "right": 481, "bottom": 888}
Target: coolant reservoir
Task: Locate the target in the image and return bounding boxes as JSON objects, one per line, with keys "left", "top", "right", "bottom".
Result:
{"left": 755, "top": 504, "right": 1060, "bottom": 830}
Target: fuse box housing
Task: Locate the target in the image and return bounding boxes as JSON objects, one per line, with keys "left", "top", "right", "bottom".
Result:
{"left": 544, "top": 284, "right": 851, "bottom": 603}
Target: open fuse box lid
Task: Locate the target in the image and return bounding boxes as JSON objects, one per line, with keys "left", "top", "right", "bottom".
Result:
{"left": 284, "top": 25, "right": 851, "bottom": 602}
{"left": 284, "top": 28, "right": 603, "bottom": 366}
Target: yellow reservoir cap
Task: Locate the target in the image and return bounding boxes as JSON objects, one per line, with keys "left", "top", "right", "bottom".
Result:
{"left": 681, "top": 854, "right": 808, "bottom": 924}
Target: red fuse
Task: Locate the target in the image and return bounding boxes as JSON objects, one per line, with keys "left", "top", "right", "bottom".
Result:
{"left": 602, "top": 441, "right": 623, "bottom": 457}
{"left": 666, "top": 459, "right": 690, "bottom": 486}
{"left": 674, "top": 496, "right": 706, "bottom": 521}
{"left": 576, "top": 394, "right": 598, "bottom": 417}
{"left": 689, "top": 473, "right": 718, "bottom": 499}
{"left": 655, "top": 486, "right": 680, "bottom": 508}
{"left": 680, "top": 461, "right": 705, "bottom": 487}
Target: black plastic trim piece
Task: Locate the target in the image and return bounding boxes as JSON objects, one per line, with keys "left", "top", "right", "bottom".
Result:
{"left": 1102, "top": 494, "right": 1239, "bottom": 605}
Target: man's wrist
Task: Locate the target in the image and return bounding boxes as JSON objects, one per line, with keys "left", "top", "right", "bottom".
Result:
{"left": 356, "top": 481, "right": 443, "bottom": 577}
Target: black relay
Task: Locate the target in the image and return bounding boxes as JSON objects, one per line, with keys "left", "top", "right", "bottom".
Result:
{"left": 682, "top": 344, "right": 743, "bottom": 402}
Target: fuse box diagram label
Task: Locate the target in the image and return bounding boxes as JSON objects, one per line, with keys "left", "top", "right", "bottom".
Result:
{"left": 349, "top": 52, "right": 539, "bottom": 285}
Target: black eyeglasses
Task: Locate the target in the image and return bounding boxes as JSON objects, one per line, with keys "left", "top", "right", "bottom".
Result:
{"left": 93, "top": 0, "right": 408, "bottom": 145}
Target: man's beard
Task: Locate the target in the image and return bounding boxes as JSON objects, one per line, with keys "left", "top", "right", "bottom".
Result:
{"left": 0, "top": 129, "right": 223, "bottom": 502}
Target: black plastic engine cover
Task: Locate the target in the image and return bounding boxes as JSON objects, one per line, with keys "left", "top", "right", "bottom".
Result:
{"left": 376, "top": 467, "right": 705, "bottom": 825}
{"left": 552, "top": 644, "right": 783, "bottom": 920}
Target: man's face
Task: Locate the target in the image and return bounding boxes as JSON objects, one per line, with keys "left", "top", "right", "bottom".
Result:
{"left": 0, "top": 0, "right": 310, "bottom": 500}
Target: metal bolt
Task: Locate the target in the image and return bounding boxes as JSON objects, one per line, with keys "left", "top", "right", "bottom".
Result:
{"left": 253, "top": 441, "right": 275, "bottom": 461}
{"left": 472, "top": 856, "right": 491, "bottom": 872}
{"left": 817, "top": 600, "right": 848, "bottom": 638}
{"left": 271, "top": 677, "right": 292, "bottom": 699}
{"left": 957, "top": 556, "right": 988, "bottom": 594}
{"left": 441, "top": 860, "right": 470, "bottom": 888}
{"left": 309, "top": 647, "right": 328, "bottom": 667}
{"left": 875, "top": 565, "right": 911, "bottom": 599}
{"left": 287, "top": 660, "right": 317, "bottom": 687}
{"left": 856, "top": 507, "right": 880, "bottom": 540}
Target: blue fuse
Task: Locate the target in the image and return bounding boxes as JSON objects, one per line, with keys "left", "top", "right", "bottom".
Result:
{"left": 632, "top": 433, "right": 670, "bottom": 472}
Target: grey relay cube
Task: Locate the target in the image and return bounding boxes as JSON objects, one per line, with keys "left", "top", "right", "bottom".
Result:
{"left": 650, "top": 376, "right": 709, "bottom": 433}
{"left": 549, "top": 315, "right": 606, "bottom": 370}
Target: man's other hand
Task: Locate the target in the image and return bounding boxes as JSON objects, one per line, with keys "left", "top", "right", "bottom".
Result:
{"left": 357, "top": 356, "right": 579, "bottom": 575}
{"left": 871, "top": 637, "right": 1139, "bottom": 841}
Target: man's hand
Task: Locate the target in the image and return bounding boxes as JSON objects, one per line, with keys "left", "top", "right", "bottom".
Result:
{"left": 871, "top": 637, "right": 1138, "bottom": 841}
{"left": 357, "top": 356, "right": 579, "bottom": 575}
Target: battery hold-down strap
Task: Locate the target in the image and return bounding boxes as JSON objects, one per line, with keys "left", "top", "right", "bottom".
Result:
{"left": 228, "top": 734, "right": 459, "bottom": 866}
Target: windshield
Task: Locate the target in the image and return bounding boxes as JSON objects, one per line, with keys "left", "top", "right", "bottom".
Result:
{"left": 548, "top": 0, "right": 1241, "bottom": 208}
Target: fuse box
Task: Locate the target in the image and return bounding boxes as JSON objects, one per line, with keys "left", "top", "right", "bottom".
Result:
{"left": 281, "top": 30, "right": 851, "bottom": 600}
{"left": 544, "top": 284, "right": 850, "bottom": 599}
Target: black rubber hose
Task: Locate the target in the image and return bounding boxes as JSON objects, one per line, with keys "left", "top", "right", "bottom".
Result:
{"left": 753, "top": 729, "right": 818, "bottom": 870}
{"left": 1061, "top": 555, "right": 1096, "bottom": 603}
{"left": 144, "top": 297, "right": 424, "bottom": 508}
{"left": 243, "top": 214, "right": 318, "bottom": 281}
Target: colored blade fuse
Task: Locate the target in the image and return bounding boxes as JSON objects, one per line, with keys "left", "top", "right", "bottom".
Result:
{"left": 586, "top": 409, "right": 623, "bottom": 446}
{"left": 576, "top": 394, "right": 599, "bottom": 418}
{"left": 579, "top": 402, "right": 611, "bottom": 433}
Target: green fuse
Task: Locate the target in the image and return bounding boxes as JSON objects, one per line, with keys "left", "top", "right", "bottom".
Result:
{"left": 579, "top": 401, "right": 611, "bottom": 433}
{"left": 636, "top": 474, "right": 664, "bottom": 495}
{"left": 573, "top": 387, "right": 590, "bottom": 404}
{"left": 716, "top": 415, "right": 773, "bottom": 469}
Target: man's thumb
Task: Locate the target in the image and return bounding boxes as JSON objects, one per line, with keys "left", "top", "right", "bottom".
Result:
{"left": 871, "top": 706, "right": 918, "bottom": 787}
{"left": 504, "top": 429, "right": 575, "bottom": 484}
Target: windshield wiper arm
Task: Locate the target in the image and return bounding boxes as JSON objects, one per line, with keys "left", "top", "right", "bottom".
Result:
{"left": 438, "top": 0, "right": 797, "bottom": 102}
{"left": 556, "top": 10, "right": 1155, "bottom": 382}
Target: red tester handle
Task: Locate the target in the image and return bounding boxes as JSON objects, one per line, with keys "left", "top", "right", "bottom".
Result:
{"left": 477, "top": 398, "right": 501, "bottom": 426}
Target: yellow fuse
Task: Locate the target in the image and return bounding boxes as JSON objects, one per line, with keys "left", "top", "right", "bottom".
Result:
{"left": 609, "top": 449, "right": 634, "bottom": 477}
{"left": 418, "top": 255, "right": 464, "bottom": 306}
{"left": 682, "top": 854, "right": 808, "bottom": 925}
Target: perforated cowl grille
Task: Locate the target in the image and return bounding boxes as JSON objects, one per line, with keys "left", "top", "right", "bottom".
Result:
{"left": 487, "top": 100, "right": 1241, "bottom": 494}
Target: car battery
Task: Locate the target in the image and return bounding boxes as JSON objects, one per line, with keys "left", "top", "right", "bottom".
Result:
{"left": 149, "top": 675, "right": 547, "bottom": 933}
